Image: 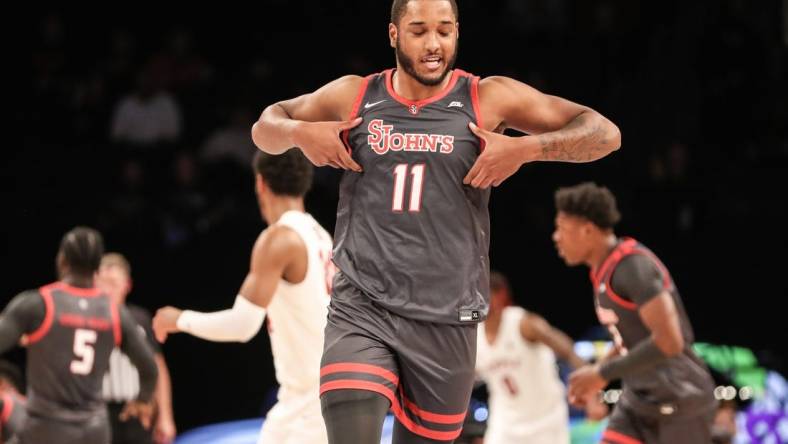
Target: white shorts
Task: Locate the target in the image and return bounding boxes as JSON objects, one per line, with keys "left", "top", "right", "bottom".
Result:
{"left": 258, "top": 387, "right": 327, "bottom": 444}
{"left": 484, "top": 406, "right": 569, "bottom": 444}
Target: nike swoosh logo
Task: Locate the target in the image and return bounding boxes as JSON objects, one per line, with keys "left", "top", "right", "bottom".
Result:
{"left": 364, "top": 100, "right": 386, "bottom": 109}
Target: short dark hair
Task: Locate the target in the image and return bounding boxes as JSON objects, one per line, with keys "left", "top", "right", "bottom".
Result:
{"left": 391, "top": 0, "right": 459, "bottom": 27}
{"left": 554, "top": 182, "right": 621, "bottom": 229}
{"left": 59, "top": 227, "right": 104, "bottom": 276}
{"left": 252, "top": 150, "right": 313, "bottom": 197}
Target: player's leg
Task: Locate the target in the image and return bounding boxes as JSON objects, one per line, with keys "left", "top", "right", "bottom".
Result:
{"left": 284, "top": 395, "right": 330, "bottom": 444}
{"left": 260, "top": 391, "right": 331, "bottom": 444}
{"left": 322, "top": 389, "right": 390, "bottom": 444}
{"left": 320, "top": 272, "right": 399, "bottom": 444}
{"left": 391, "top": 319, "right": 477, "bottom": 444}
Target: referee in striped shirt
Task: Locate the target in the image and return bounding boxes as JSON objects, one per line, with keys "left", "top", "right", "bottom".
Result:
{"left": 97, "top": 253, "right": 176, "bottom": 444}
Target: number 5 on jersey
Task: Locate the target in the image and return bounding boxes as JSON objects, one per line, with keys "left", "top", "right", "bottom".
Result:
{"left": 392, "top": 164, "right": 425, "bottom": 212}
{"left": 70, "top": 328, "right": 97, "bottom": 375}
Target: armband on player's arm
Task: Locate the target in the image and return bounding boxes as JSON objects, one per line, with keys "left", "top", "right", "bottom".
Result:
{"left": 176, "top": 295, "right": 266, "bottom": 343}
{"left": 598, "top": 337, "right": 667, "bottom": 381}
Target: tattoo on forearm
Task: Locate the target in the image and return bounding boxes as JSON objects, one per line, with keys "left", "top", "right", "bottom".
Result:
{"left": 538, "top": 113, "right": 613, "bottom": 162}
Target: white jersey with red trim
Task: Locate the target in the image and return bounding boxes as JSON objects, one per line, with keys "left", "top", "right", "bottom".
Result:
{"left": 476, "top": 306, "right": 569, "bottom": 444}
{"left": 266, "top": 211, "right": 334, "bottom": 394}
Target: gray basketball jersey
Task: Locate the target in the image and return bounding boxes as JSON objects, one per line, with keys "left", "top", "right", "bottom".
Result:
{"left": 335, "top": 68, "right": 490, "bottom": 324}
{"left": 25, "top": 282, "right": 120, "bottom": 422}
{"left": 593, "top": 238, "right": 715, "bottom": 419}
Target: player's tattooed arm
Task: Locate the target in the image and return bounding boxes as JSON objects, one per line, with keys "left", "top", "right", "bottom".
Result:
{"left": 537, "top": 112, "right": 618, "bottom": 162}
{"left": 466, "top": 76, "right": 620, "bottom": 188}
{"left": 478, "top": 76, "right": 621, "bottom": 163}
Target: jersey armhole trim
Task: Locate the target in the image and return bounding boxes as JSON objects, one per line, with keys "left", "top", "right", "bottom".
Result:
{"left": 470, "top": 75, "right": 485, "bottom": 152}
{"left": 342, "top": 74, "right": 373, "bottom": 152}
{"left": 110, "top": 300, "right": 122, "bottom": 347}
{"left": 26, "top": 285, "right": 56, "bottom": 345}
{"left": 591, "top": 238, "right": 638, "bottom": 288}
{"left": 604, "top": 271, "right": 639, "bottom": 311}
{"left": 605, "top": 248, "right": 672, "bottom": 311}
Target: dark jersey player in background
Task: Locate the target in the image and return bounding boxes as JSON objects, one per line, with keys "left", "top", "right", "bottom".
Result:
{"left": 0, "top": 360, "right": 27, "bottom": 444}
{"left": 0, "top": 227, "right": 158, "bottom": 444}
{"left": 252, "top": 0, "right": 621, "bottom": 443}
{"left": 552, "top": 183, "right": 716, "bottom": 444}
{"left": 0, "top": 392, "right": 26, "bottom": 444}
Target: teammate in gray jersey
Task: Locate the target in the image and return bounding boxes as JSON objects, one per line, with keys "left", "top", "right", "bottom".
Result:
{"left": 0, "top": 227, "right": 158, "bottom": 444}
{"left": 252, "top": 1, "right": 621, "bottom": 443}
{"left": 552, "top": 183, "right": 716, "bottom": 444}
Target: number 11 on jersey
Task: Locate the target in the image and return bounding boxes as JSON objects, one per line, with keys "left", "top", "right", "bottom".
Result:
{"left": 392, "top": 164, "right": 425, "bottom": 212}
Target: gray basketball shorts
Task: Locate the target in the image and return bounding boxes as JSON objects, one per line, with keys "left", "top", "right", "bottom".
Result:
{"left": 320, "top": 272, "right": 477, "bottom": 442}
{"left": 602, "top": 402, "right": 714, "bottom": 444}
{"left": 20, "top": 411, "right": 110, "bottom": 444}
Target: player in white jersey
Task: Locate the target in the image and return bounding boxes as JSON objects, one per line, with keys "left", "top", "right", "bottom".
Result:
{"left": 152, "top": 149, "right": 334, "bottom": 444}
{"left": 476, "top": 271, "right": 604, "bottom": 444}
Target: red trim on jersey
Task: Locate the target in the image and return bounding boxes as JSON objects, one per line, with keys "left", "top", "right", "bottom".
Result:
{"left": 399, "top": 386, "right": 467, "bottom": 424}
{"left": 602, "top": 429, "right": 643, "bottom": 444}
{"left": 604, "top": 285, "right": 639, "bottom": 311}
{"left": 54, "top": 281, "right": 103, "bottom": 297}
{"left": 26, "top": 285, "right": 56, "bottom": 345}
{"left": 626, "top": 249, "right": 674, "bottom": 290}
{"left": 384, "top": 68, "right": 463, "bottom": 113}
{"left": 320, "top": 362, "right": 399, "bottom": 385}
{"left": 320, "top": 379, "right": 463, "bottom": 441}
{"left": 591, "top": 238, "right": 637, "bottom": 288}
{"left": 470, "top": 75, "right": 486, "bottom": 152}
{"left": 1, "top": 393, "right": 13, "bottom": 423}
{"left": 342, "top": 74, "right": 373, "bottom": 152}
{"left": 600, "top": 239, "right": 674, "bottom": 311}
{"left": 110, "top": 300, "right": 122, "bottom": 347}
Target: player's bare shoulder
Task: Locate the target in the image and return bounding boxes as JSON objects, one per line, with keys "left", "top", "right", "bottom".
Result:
{"left": 252, "top": 224, "right": 307, "bottom": 264}
{"left": 476, "top": 75, "right": 539, "bottom": 132}
{"left": 307, "top": 74, "right": 368, "bottom": 121}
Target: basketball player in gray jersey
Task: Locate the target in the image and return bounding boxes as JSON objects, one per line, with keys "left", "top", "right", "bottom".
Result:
{"left": 0, "top": 227, "right": 158, "bottom": 444}
{"left": 253, "top": 1, "right": 621, "bottom": 442}
{"left": 553, "top": 183, "right": 716, "bottom": 444}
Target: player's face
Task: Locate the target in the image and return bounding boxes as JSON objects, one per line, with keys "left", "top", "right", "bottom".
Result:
{"left": 96, "top": 265, "right": 131, "bottom": 305}
{"left": 390, "top": 0, "right": 458, "bottom": 87}
{"left": 552, "top": 212, "right": 591, "bottom": 266}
